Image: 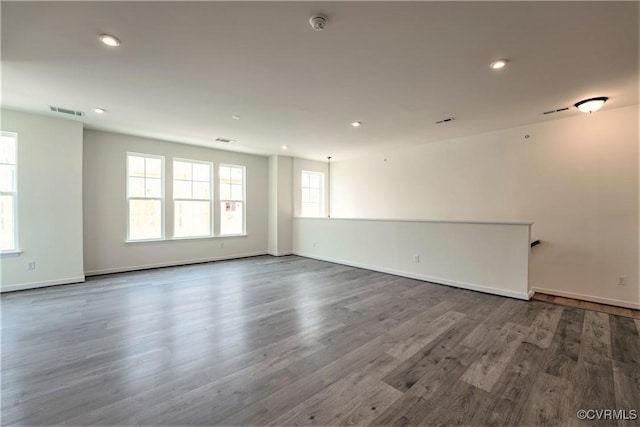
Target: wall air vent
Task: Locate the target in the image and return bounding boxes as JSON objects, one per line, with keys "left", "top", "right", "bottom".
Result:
{"left": 435, "top": 117, "right": 455, "bottom": 124}
{"left": 542, "top": 107, "right": 569, "bottom": 115}
{"left": 49, "top": 106, "right": 85, "bottom": 117}
{"left": 215, "top": 138, "right": 235, "bottom": 143}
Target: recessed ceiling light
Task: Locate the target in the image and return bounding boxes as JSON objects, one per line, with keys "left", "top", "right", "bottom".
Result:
{"left": 351, "top": 121, "right": 361, "bottom": 127}
{"left": 574, "top": 96, "right": 608, "bottom": 113}
{"left": 232, "top": 115, "right": 241, "bottom": 120}
{"left": 490, "top": 59, "right": 508, "bottom": 70}
{"left": 99, "top": 34, "right": 121, "bottom": 47}
{"left": 281, "top": 145, "right": 288, "bottom": 150}
{"left": 93, "top": 108, "right": 107, "bottom": 114}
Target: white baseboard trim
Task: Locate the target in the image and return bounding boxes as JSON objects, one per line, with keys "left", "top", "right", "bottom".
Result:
{"left": 532, "top": 287, "right": 640, "bottom": 310}
{"left": 1, "top": 276, "right": 86, "bottom": 293}
{"left": 294, "top": 251, "right": 530, "bottom": 300}
{"left": 267, "top": 251, "right": 293, "bottom": 257}
{"left": 84, "top": 252, "right": 268, "bottom": 276}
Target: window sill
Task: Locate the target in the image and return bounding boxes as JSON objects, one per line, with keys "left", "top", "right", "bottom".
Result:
{"left": 0, "top": 250, "right": 23, "bottom": 258}
{"left": 125, "top": 234, "right": 247, "bottom": 244}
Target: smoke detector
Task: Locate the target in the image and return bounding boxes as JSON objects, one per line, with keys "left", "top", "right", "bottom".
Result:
{"left": 309, "top": 15, "right": 327, "bottom": 31}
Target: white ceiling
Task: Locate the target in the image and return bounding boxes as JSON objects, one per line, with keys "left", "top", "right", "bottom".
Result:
{"left": 2, "top": 1, "right": 638, "bottom": 160}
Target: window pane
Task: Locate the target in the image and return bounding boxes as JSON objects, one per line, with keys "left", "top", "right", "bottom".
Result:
{"left": 129, "top": 199, "right": 162, "bottom": 240}
{"left": 0, "top": 164, "right": 16, "bottom": 192}
{"left": 128, "top": 156, "right": 145, "bottom": 177}
{"left": 174, "top": 161, "right": 191, "bottom": 181}
{"left": 193, "top": 181, "right": 210, "bottom": 200}
{"left": 128, "top": 177, "right": 145, "bottom": 197}
{"left": 220, "top": 201, "right": 243, "bottom": 235}
{"left": 231, "top": 184, "right": 242, "bottom": 201}
{"left": 220, "top": 183, "right": 231, "bottom": 200}
{"left": 302, "top": 188, "right": 310, "bottom": 203}
{"left": 174, "top": 180, "right": 192, "bottom": 199}
{"left": 175, "top": 200, "right": 211, "bottom": 237}
{"left": 310, "top": 173, "right": 320, "bottom": 188}
{"left": 220, "top": 166, "right": 231, "bottom": 182}
{"left": 302, "top": 172, "right": 309, "bottom": 188}
{"left": 0, "top": 135, "right": 16, "bottom": 164}
{"left": 0, "top": 195, "right": 15, "bottom": 250}
{"left": 193, "top": 163, "right": 210, "bottom": 182}
{"left": 302, "top": 202, "right": 320, "bottom": 218}
{"left": 231, "top": 167, "right": 242, "bottom": 182}
{"left": 310, "top": 189, "right": 320, "bottom": 203}
{"left": 145, "top": 178, "right": 162, "bottom": 198}
{"left": 146, "top": 158, "right": 162, "bottom": 178}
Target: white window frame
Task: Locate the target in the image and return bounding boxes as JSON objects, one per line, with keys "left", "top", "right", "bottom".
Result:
{"left": 219, "top": 164, "right": 246, "bottom": 236}
{"left": 301, "top": 170, "right": 325, "bottom": 218}
{"left": 172, "top": 158, "right": 214, "bottom": 239}
{"left": 126, "top": 152, "right": 165, "bottom": 242}
{"left": 0, "top": 132, "right": 19, "bottom": 254}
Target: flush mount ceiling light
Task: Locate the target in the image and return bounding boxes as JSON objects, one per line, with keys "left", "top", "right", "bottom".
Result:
{"left": 490, "top": 59, "right": 508, "bottom": 70}
{"left": 232, "top": 115, "right": 241, "bottom": 120}
{"left": 281, "top": 145, "right": 288, "bottom": 150}
{"left": 574, "top": 96, "right": 608, "bottom": 113}
{"left": 99, "top": 34, "right": 121, "bottom": 47}
{"left": 93, "top": 108, "right": 107, "bottom": 114}
{"left": 351, "top": 121, "right": 361, "bottom": 127}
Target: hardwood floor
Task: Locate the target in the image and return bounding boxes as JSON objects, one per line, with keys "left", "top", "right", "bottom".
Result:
{"left": 2, "top": 255, "right": 639, "bottom": 426}
{"left": 532, "top": 293, "right": 640, "bottom": 320}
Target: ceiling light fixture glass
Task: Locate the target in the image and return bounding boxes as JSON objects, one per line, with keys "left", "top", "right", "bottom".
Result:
{"left": 93, "top": 108, "right": 107, "bottom": 114}
{"left": 351, "top": 121, "right": 361, "bottom": 127}
{"left": 490, "top": 59, "right": 508, "bottom": 70}
{"left": 232, "top": 115, "right": 241, "bottom": 120}
{"left": 574, "top": 96, "right": 608, "bottom": 113}
{"left": 281, "top": 145, "right": 288, "bottom": 150}
{"left": 99, "top": 34, "right": 121, "bottom": 47}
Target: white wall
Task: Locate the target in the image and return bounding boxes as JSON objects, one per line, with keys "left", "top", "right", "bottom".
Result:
{"left": 268, "top": 155, "right": 293, "bottom": 256}
{"left": 0, "top": 110, "right": 84, "bottom": 291}
{"left": 83, "top": 130, "right": 268, "bottom": 275}
{"left": 329, "top": 105, "right": 639, "bottom": 309}
{"left": 294, "top": 218, "right": 532, "bottom": 300}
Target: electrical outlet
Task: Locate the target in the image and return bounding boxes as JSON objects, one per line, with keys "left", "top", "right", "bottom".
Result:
{"left": 617, "top": 275, "right": 627, "bottom": 286}
{"left": 413, "top": 254, "right": 420, "bottom": 263}
{"left": 27, "top": 261, "right": 36, "bottom": 270}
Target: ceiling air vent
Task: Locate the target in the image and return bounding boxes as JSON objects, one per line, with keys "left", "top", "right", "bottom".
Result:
{"left": 49, "top": 106, "right": 85, "bottom": 117}
{"left": 435, "top": 117, "right": 455, "bottom": 124}
{"left": 215, "top": 138, "right": 234, "bottom": 143}
{"left": 542, "top": 107, "right": 569, "bottom": 115}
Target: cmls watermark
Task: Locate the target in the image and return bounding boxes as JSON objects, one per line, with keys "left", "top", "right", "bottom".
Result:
{"left": 577, "top": 409, "right": 637, "bottom": 421}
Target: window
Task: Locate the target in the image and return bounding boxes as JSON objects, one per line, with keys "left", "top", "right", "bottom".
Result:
{"left": 219, "top": 165, "right": 245, "bottom": 235}
{"left": 301, "top": 170, "right": 324, "bottom": 217}
{"left": 0, "top": 133, "right": 17, "bottom": 251}
{"left": 127, "top": 153, "right": 164, "bottom": 241}
{"left": 173, "top": 159, "right": 212, "bottom": 238}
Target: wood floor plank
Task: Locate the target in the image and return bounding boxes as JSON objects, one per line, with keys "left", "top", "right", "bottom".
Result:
{"left": 382, "top": 316, "right": 478, "bottom": 392}
{"left": 476, "top": 342, "right": 547, "bottom": 426}
{"left": 384, "top": 310, "right": 466, "bottom": 360}
{"left": 612, "top": 361, "right": 640, "bottom": 427}
{"left": 569, "top": 360, "right": 617, "bottom": 427}
{"left": 519, "top": 372, "right": 572, "bottom": 427}
{"left": 1, "top": 255, "right": 636, "bottom": 426}
{"left": 544, "top": 307, "right": 585, "bottom": 378}
{"left": 610, "top": 315, "right": 640, "bottom": 365}
{"left": 524, "top": 304, "right": 564, "bottom": 349}
{"left": 460, "top": 322, "right": 529, "bottom": 392}
{"left": 267, "top": 353, "right": 401, "bottom": 427}
{"left": 579, "top": 310, "right": 613, "bottom": 365}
